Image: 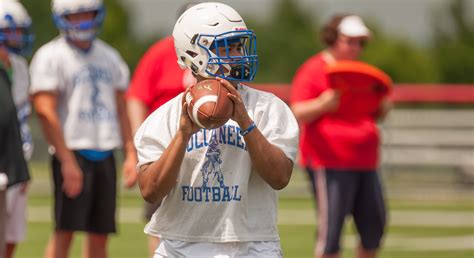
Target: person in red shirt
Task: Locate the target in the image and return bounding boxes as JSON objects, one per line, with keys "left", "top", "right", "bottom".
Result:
{"left": 125, "top": 3, "right": 198, "bottom": 257}
{"left": 290, "top": 14, "right": 391, "bottom": 258}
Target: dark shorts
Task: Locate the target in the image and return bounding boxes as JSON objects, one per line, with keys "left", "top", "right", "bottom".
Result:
{"left": 52, "top": 152, "right": 117, "bottom": 234}
{"left": 305, "top": 167, "right": 386, "bottom": 255}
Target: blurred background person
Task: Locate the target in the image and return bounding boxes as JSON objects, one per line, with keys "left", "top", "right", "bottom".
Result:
{"left": 29, "top": 0, "right": 135, "bottom": 257}
{"left": 0, "top": 0, "right": 34, "bottom": 257}
{"left": 290, "top": 14, "right": 390, "bottom": 258}
{"left": 125, "top": 2, "right": 198, "bottom": 257}
{"left": 0, "top": 56, "right": 28, "bottom": 258}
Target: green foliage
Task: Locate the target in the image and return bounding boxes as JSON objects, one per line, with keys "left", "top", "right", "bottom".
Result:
{"left": 432, "top": 0, "right": 474, "bottom": 83}
{"left": 21, "top": 0, "right": 150, "bottom": 70}
{"left": 20, "top": 0, "right": 474, "bottom": 83}
{"left": 248, "top": 0, "right": 321, "bottom": 83}
{"left": 362, "top": 29, "right": 440, "bottom": 83}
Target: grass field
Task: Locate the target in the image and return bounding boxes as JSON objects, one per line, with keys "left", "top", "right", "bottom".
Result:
{"left": 12, "top": 161, "right": 474, "bottom": 258}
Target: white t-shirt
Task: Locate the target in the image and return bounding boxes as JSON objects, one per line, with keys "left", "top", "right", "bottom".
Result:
{"left": 135, "top": 85, "right": 299, "bottom": 243}
{"left": 29, "top": 37, "right": 130, "bottom": 150}
{"left": 10, "top": 53, "right": 33, "bottom": 160}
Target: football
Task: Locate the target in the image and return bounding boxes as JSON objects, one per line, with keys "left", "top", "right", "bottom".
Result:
{"left": 185, "top": 79, "right": 234, "bottom": 129}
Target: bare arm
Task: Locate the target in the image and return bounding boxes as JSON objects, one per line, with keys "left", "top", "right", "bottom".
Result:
{"left": 32, "top": 92, "right": 83, "bottom": 198}
{"left": 219, "top": 78, "right": 293, "bottom": 190}
{"left": 138, "top": 91, "right": 200, "bottom": 203}
{"left": 127, "top": 97, "right": 148, "bottom": 135}
{"left": 290, "top": 89, "right": 340, "bottom": 123}
{"left": 116, "top": 91, "right": 138, "bottom": 188}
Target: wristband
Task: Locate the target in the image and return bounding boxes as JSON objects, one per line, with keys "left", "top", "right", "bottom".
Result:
{"left": 240, "top": 122, "right": 256, "bottom": 136}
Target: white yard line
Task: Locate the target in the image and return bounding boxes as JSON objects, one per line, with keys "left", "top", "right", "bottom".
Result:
{"left": 28, "top": 207, "right": 474, "bottom": 227}
{"left": 27, "top": 206, "right": 474, "bottom": 251}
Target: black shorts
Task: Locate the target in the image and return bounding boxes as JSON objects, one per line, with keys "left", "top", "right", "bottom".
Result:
{"left": 52, "top": 152, "right": 117, "bottom": 234}
{"left": 305, "top": 167, "right": 386, "bottom": 255}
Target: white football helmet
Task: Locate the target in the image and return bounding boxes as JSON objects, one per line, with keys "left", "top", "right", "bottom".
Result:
{"left": 0, "top": 0, "right": 34, "bottom": 55}
{"left": 52, "top": 0, "right": 105, "bottom": 41}
{"left": 173, "top": 2, "right": 258, "bottom": 82}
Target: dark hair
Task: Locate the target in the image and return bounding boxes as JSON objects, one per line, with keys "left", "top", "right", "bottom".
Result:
{"left": 320, "top": 14, "right": 349, "bottom": 47}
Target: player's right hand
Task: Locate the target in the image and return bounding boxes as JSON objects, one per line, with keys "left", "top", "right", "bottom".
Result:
{"left": 61, "top": 161, "right": 83, "bottom": 198}
{"left": 319, "top": 89, "right": 341, "bottom": 113}
{"left": 180, "top": 88, "right": 201, "bottom": 136}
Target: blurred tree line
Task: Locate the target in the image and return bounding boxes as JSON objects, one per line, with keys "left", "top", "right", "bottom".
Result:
{"left": 22, "top": 0, "right": 473, "bottom": 84}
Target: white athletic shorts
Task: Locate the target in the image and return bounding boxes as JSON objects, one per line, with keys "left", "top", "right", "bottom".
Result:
{"left": 154, "top": 239, "right": 283, "bottom": 258}
{"left": 6, "top": 183, "right": 27, "bottom": 243}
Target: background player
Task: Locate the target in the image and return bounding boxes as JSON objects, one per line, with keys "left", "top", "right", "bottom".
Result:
{"left": 30, "top": 0, "right": 135, "bottom": 257}
{"left": 0, "top": 1, "right": 34, "bottom": 257}
{"left": 134, "top": 2, "right": 299, "bottom": 257}
{"left": 290, "top": 14, "right": 390, "bottom": 258}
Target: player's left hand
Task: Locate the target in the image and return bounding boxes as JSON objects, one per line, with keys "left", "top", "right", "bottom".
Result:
{"left": 122, "top": 155, "right": 138, "bottom": 188}
{"left": 217, "top": 78, "right": 252, "bottom": 128}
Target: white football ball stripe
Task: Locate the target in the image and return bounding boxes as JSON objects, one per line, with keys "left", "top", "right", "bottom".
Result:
{"left": 192, "top": 95, "right": 217, "bottom": 128}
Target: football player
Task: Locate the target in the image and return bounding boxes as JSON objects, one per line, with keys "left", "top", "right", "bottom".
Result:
{"left": 29, "top": 0, "right": 134, "bottom": 257}
{"left": 0, "top": 1, "right": 33, "bottom": 257}
{"left": 134, "top": 2, "right": 299, "bottom": 257}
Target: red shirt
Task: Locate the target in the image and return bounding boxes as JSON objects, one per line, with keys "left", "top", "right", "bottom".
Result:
{"left": 291, "top": 53, "right": 379, "bottom": 170}
{"left": 127, "top": 36, "right": 187, "bottom": 114}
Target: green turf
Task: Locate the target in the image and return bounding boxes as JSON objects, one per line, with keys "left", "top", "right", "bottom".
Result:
{"left": 16, "top": 221, "right": 473, "bottom": 258}
{"left": 17, "top": 161, "right": 474, "bottom": 258}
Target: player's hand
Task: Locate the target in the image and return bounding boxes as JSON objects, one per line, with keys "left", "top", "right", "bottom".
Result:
{"left": 19, "top": 181, "right": 29, "bottom": 194}
{"left": 61, "top": 160, "right": 83, "bottom": 198}
{"left": 217, "top": 78, "right": 252, "bottom": 127}
{"left": 122, "top": 154, "right": 138, "bottom": 188}
{"left": 319, "top": 89, "right": 341, "bottom": 113}
{"left": 180, "top": 87, "right": 201, "bottom": 136}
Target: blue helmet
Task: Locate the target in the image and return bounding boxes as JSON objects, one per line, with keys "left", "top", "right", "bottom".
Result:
{"left": 173, "top": 2, "right": 258, "bottom": 82}
{"left": 0, "top": 0, "right": 34, "bottom": 56}
{"left": 52, "top": 0, "right": 105, "bottom": 41}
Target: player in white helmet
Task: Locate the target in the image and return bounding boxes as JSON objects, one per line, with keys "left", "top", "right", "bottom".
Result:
{"left": 30, "top": 0, "right": 135, "bottom": 258}
{"left": 0, "top": 1, "right": 33, "bottom": 257}
{"left": 135, "top": 2, "right": 299, "bottom": 257}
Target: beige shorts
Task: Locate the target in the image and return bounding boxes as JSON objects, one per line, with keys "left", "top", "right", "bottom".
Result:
{"left": 154, "top": 239, "right": 282, "bottom": 258}
{"left": 6, "top": 183, "right": 27, "bottom": 243}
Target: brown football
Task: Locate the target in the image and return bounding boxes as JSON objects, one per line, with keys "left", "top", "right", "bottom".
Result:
{"left": 185, "top": 79, "right": 234, "bottom": 129}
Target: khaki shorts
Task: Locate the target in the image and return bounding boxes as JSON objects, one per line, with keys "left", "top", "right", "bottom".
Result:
{"left": 6, "top": 183, "right": 27, "bottom": 243}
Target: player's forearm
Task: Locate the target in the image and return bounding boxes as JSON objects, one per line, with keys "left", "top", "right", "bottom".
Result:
{"left": 32, "top": 94, "right": 75, "bottom": 163}
{"left": 127, "top": 98, "right": 148, "bottom": 136}
{"left": 244, "top": 129, "right": 293, "bottom": 190}
{"left": 138, "top": 131, "right": 191, "bottom": 203}
{"left": 116, "top": 92, "right": 136, "bottom": 158}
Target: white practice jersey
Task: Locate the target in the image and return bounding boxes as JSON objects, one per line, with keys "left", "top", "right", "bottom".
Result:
{"left": 10, "top": 53, "right": 33, "bottom": 160}
{"left": 135, "top": 85, "right": 299, "bottom": 242}
{"left": 29, "top": 37, "right": 130, "bottom": 150}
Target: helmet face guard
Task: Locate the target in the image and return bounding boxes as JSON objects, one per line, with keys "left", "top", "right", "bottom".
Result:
{"left": 53, "top": 6, "right": 105, "bottom": 41}
{"left": 197, "top": 30, "right": 258, "bottom": 82}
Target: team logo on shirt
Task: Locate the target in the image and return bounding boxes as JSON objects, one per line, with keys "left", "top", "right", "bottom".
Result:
{"left": 201, "top": 137, "right": 225, "bottom": 188}
{"left": 181, "top": 130, "right": 242, "bottom": 203}
{"left": 73, "top": 65, "right": 115, "bottom": 122}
